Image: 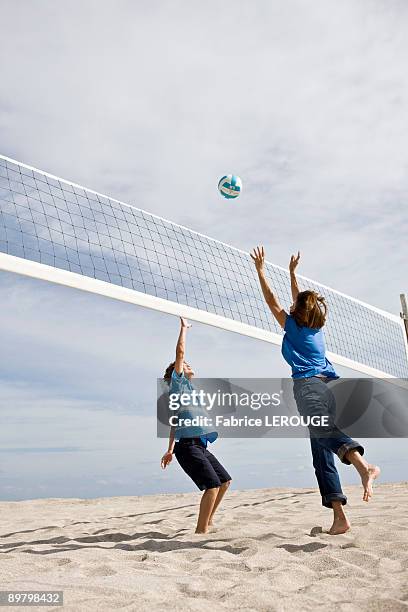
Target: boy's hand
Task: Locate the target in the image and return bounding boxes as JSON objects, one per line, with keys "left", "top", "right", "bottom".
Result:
{"left": 289, "top": 251, "right": 301, "bottom": 273}
{"left": 250, "top": 246, "right": 265, "bottom": 272}
{"left": 161, "top": 452, "right": 173, "bottom": 469}
{"left": 180, "top": 317, "right": 192, "bottom": 329}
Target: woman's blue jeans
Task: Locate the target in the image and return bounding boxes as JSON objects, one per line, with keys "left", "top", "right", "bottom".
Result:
{"left": 293, "top": 377, "right": 364, "bottom": 509}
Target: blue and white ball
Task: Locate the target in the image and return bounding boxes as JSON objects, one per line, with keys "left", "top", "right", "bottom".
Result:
{"left": 218, "top": 174, "right": 242, "bottom": 199}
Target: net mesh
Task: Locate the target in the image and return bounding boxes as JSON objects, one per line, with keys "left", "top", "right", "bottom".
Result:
{"left": 1, "top": 156, "right": 407, "bottom": 378}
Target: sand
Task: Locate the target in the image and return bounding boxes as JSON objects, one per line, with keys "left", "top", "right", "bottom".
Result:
{"left": 0, "top": 483, "right": 407, "bottom": 611}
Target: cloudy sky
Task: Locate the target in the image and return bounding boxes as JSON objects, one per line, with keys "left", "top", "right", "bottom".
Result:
{"left": 0, "top": 0, "right": 407, "bottom": 500}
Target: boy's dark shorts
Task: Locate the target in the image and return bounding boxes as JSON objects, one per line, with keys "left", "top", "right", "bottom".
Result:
{"left": 174, "top": 438, "right": 232, "bottom": 491}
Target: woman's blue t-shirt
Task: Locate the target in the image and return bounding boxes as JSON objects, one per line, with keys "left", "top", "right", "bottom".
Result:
{"left": 281, "top": 314, "right": 339, "bottom": 379}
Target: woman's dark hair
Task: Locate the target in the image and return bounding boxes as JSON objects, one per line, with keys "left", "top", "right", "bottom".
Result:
{"left": 163, "top": 361, "right": 175, "bottom": 382}
{"left": 292, "top": 290, "right": 327, "bottom": 329}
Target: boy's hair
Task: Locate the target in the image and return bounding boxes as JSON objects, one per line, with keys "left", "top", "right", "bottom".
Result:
{"left": 292, "top": 290, "right": 327, "bottom": 329}
{"left": 163, "top": 361, "right": 175, "bottom": 382}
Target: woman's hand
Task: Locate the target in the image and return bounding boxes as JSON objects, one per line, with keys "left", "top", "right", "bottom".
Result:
{"left": 161, "top": 452, "right": 173, "bottom": 469}
{"left": 289, "top": 251, "right": 301, "bottom": 273}
{"left": 180, "top": 317, "right": 192, "bottom": 329}
{"left": 250, "top": 246, "right": 265, "bottom": 272}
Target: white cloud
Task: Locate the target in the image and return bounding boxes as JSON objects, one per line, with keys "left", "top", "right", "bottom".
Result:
{"left": 1, "top": 1, "right": 407, "bottom": 310}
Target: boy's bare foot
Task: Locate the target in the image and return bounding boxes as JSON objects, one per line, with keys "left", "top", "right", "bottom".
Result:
{"left": 329, "top": 516, "right": 351, "bottom": 535}
{"left": 195, "top": 528, "right": 209, "bottom": 534}
{"left": 361, "top": 465, "right": 380, "bottom": 502}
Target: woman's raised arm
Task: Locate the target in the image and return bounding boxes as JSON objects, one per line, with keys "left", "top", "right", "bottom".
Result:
{"left": 250, "top": 246, "right": 286, "bottom": 329}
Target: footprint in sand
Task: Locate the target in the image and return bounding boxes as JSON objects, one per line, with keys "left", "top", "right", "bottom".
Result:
{"left": 85, "top": 564, "right": 117, "bottom": 577}
{"left": 56, "top": 558, "right": 73, "bottom": 566}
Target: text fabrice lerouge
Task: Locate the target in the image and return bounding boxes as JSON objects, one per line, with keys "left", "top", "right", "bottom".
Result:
{"left": 168, "top": 414, "right": 330, "bottom": 428}
{"left": 167, "top": 390, "right": 330, "bottom": 428}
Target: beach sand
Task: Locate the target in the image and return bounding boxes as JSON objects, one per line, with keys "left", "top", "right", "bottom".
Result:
{"left": 0, "top": 482, "right": 407, "bottom": 611}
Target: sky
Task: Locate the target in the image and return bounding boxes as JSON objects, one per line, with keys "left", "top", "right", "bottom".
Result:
{"left": 0, "top": 0, "right": 407, "bottom": 500}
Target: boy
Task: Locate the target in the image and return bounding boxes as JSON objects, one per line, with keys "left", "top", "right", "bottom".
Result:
{"left": 161, "top": 317, "right": 232, "bottom": 534}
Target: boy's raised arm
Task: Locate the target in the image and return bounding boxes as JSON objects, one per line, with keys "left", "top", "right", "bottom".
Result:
{"left": 174, "top": 317, "right": 191, "bottom": 375}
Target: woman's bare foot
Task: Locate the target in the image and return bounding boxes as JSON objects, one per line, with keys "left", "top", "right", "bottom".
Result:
{"left": 345, "top": 450, "right": 381, "bottom": 503}
{"left": 329, "top": 516, "right": 351, "bottom": 535}
{"left": 361, "top": 465, "right": 381, "bottom": 502}
{"left": 195, "top": 527, "right": 209, "bottom": 534}
{"left": 330, "top": 501, "right": 350, "bottom": 535}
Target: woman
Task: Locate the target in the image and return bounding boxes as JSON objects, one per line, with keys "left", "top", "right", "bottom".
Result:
{"left": 250, "top": 246, "right": 380, "bottom": 535}
{"left": 160, "top": 317, "right": 232, "bottom": 534}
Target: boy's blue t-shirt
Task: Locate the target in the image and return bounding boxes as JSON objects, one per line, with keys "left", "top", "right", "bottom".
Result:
{"left": 281, "top": 314, "right": 339, "bottom": 379}
{"left": 169, "top": 369, "right": 218, "bottom": 445}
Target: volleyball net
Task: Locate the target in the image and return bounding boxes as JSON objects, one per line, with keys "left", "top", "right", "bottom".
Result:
{"left": 0, "top": 154, "right": 407, "bottom": 378}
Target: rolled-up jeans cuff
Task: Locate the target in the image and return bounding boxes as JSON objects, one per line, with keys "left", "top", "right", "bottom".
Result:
{"left": 322, "top": 493, "right": 347, "bottom": 508}
{"left": 337, "top": 442, "right": 365, "bottom": 465}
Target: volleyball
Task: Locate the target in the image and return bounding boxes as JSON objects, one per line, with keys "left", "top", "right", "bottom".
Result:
{"left": 218, "top": 174, "right": 242, "bottom": 199}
